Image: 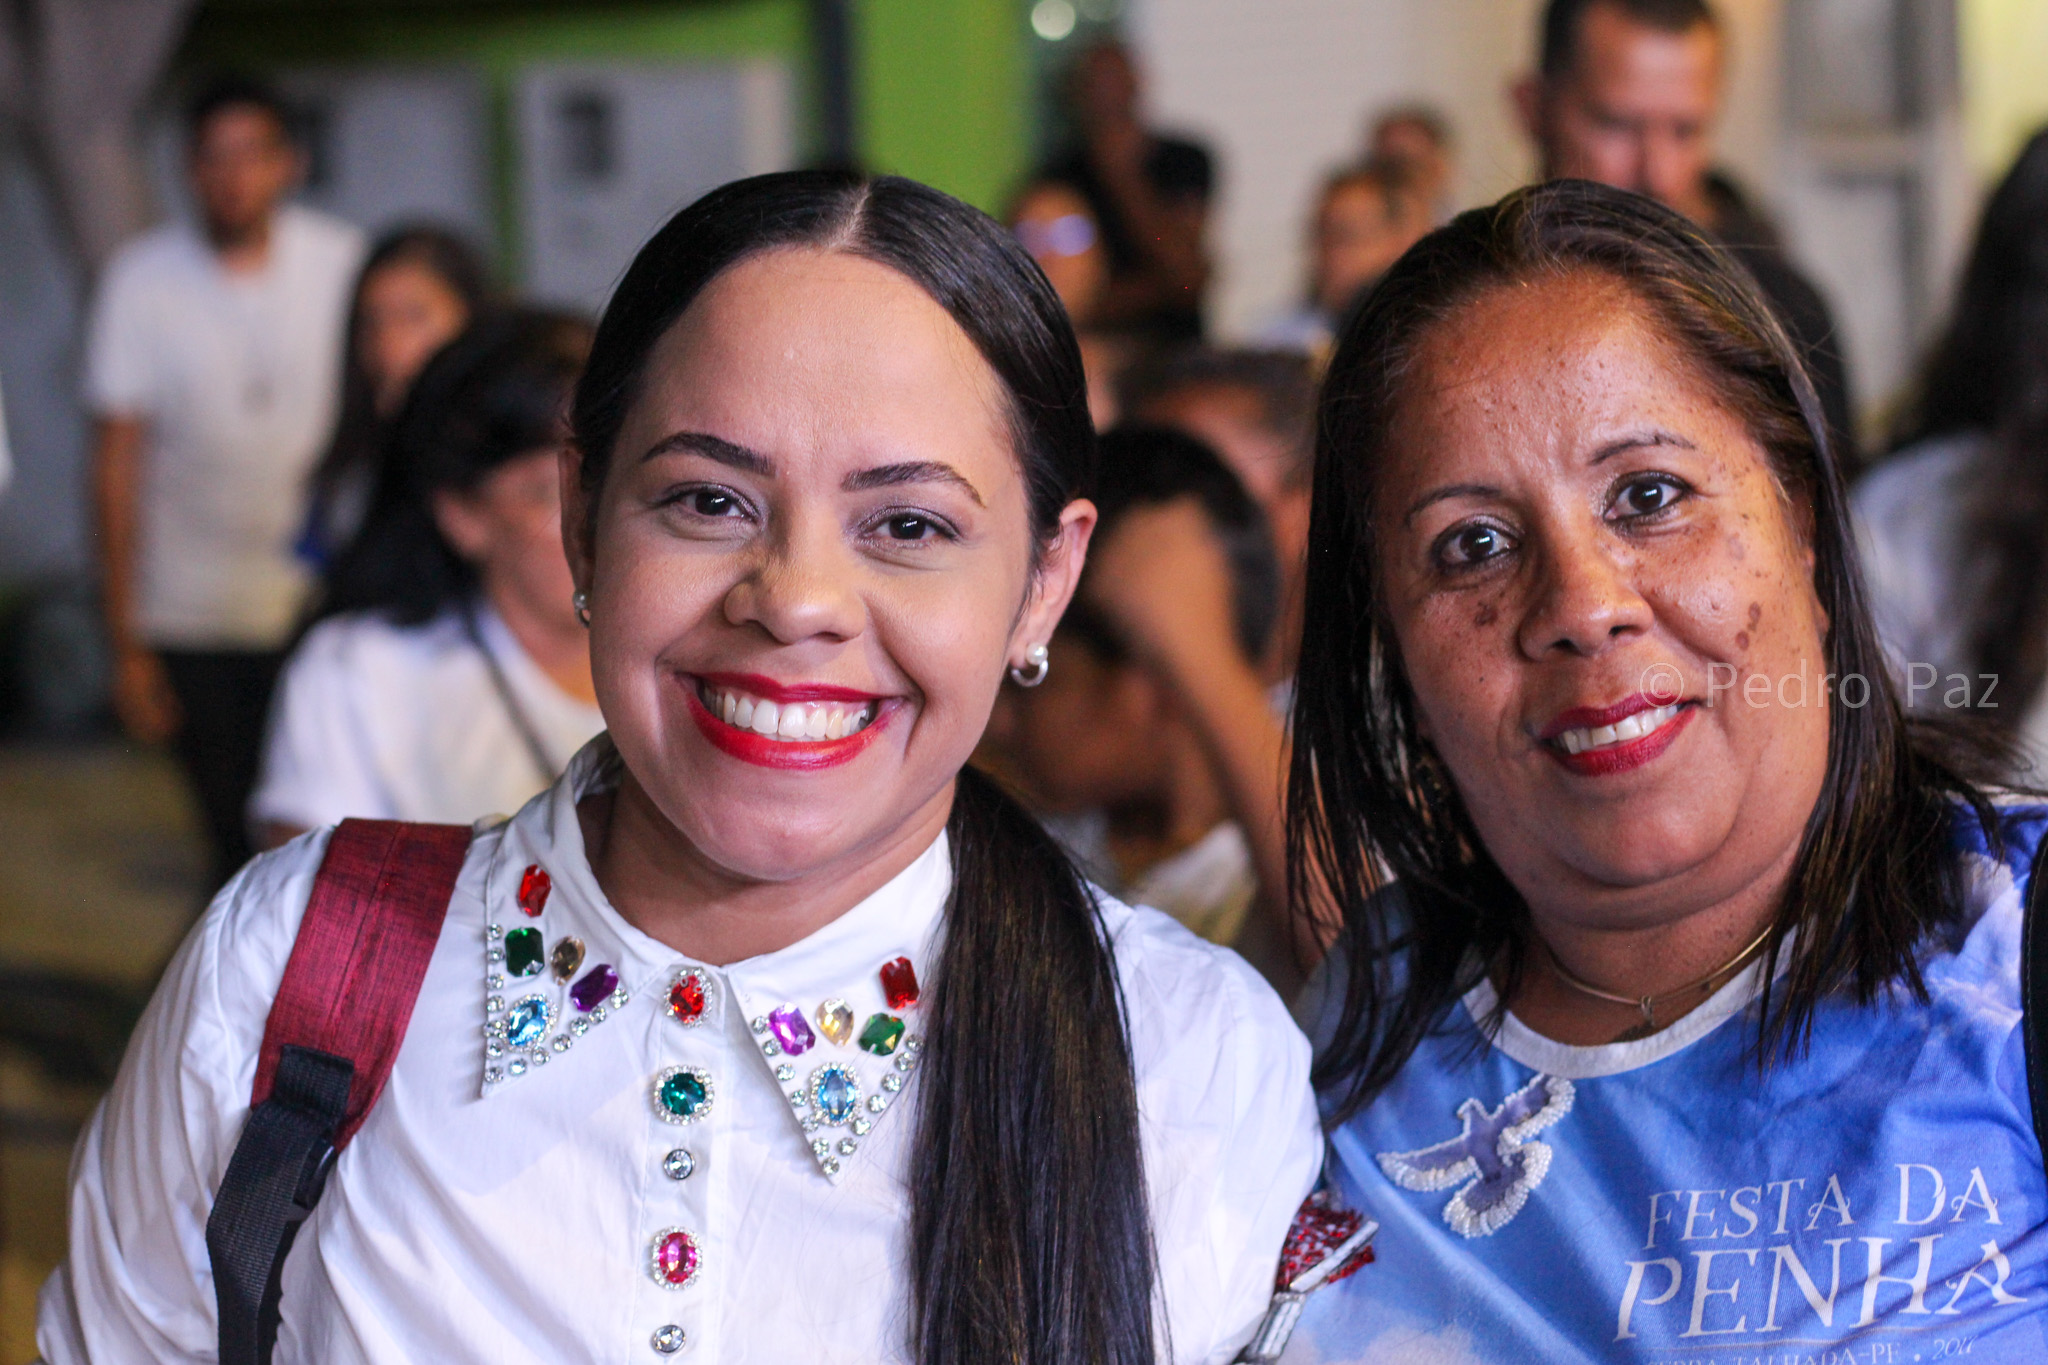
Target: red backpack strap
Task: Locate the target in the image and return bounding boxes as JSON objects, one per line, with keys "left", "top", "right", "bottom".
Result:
{"left": 250, "top": 817, "right": 471, "bottom": 1148}
{"left": 209, "top": 818, "right": 469, "bottom": 1365}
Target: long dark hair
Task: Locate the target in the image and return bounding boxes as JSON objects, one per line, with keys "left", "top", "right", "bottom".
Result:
{"left": 1888, "top": 128, "right": 2048, "bottom": 717}
{"left": 570, "top": 170, "right": 1156, "bottom": 1365}
{"left": 303, "top": 226, "right": 493, "bottom": 565}
{"left": 1291, "top": 179, "right": 1997, "bottom": 1119}
{"left": 317, "top": 308, "right": 590, "bottom": 627}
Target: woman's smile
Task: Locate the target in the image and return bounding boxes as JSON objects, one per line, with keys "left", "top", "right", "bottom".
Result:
{"left": 1538, "top": 693, "right": 1695, "bottom": 775}
{"left": 685, "top": 671, "right": 893, "bottom": 770}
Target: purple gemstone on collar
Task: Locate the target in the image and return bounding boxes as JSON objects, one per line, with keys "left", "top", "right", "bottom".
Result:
{"left": 570, "top": 964, "right": 620, "bottom": 1013}
{"left": 768, "top": 1004, "right": 816, "bottom": 1056}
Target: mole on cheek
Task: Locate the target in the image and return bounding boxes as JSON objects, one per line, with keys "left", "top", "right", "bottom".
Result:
{"left": 1474, "top": 601, "right": 1498, "bottom": 628}
{"left": 1747, "top": 602, "right": 1762, "bottom": 628}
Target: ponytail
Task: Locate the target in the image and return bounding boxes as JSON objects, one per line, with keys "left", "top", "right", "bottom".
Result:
{"left": 912, "top": 766, "right": 1157, "bottom": 1363}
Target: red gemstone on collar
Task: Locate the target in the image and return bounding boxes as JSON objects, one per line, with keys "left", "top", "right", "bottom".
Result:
{"left": 517, "top": 865, "right": 551, "bottom": 917}
{"left": 880, "top": 956, "right": 919, "bottom": 1011}
{"left": 668, "top": 972, "right": 708, "bottom": 1025}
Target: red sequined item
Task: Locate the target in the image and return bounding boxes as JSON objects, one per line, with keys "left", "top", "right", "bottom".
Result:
{"left": 1276, "top": 1190, "right": 1376, "bottom": 1291}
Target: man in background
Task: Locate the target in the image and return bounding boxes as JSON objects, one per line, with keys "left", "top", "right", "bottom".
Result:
{"left": 1514, "top": 0, "right": 1858, "bottom": 463}
{"left": 88, "top": 74, "right": 364, "bottom": 891}
{"left": 1042, "top": 40, "right": 1215, "bottom": 342}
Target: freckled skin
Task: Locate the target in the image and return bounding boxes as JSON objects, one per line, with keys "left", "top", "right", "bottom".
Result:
{"left": 1373, "top": 273, "right": 1831, "bottom": 1001}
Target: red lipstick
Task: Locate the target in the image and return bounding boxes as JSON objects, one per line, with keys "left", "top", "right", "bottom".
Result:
{"left": 684, "top": 683, "right": 889, "bottom": 772}
{"left": 1539, "top": 692, "right": 1695, "bottom": 777}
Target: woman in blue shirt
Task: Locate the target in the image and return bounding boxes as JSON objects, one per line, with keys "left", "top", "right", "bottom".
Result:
{"left": 1281, "top": 180, "right": 2046, "bottom": 1362}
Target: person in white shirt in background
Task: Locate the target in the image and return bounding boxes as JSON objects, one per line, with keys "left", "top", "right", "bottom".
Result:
{"left": 41, "top": 170, "right": 1319, "bottom": 1364}
{"left": 253, "top": 309, "right": 603, "bottom": 842}
{"left": 1856, "top": 127, "right": 2048, "bottom": 775}
{"left": 987, "top": 424, "right": 1282, "bottom": 951}
{"left": 87, "top": 73, "right": 364, "bottom": 891}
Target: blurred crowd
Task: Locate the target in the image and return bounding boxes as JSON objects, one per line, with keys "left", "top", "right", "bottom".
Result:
{"left": 76, "top": 0, "right": 2048, "bottom": 976}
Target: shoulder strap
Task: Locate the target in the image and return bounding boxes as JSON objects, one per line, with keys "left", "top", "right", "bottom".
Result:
{"left": 206, "top": 819, "right": 469, "bottom": 1365}
{"left": 2023, "top": 822, "right": 2048, "bottom": 1165}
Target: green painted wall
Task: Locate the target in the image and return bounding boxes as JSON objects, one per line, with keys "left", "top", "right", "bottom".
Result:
{"left": 857, "top": 0, "right": 1030, "bottom": 213}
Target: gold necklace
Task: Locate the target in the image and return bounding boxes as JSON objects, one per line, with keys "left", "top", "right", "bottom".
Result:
{"left": 1542, "top": 922, "right": 1776, "bottom": 1033}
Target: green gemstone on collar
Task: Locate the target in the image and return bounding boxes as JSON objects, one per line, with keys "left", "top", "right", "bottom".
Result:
{"left": 857, "top": 1013, "right": 905, "bottom": 1056}
{"left": 504, "top": 927, "right": 544, "bottom": 978}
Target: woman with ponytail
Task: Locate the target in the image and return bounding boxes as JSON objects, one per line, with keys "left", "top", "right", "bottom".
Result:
{"left": 42, "top": 171, "right": 1320, "bottom": 1364}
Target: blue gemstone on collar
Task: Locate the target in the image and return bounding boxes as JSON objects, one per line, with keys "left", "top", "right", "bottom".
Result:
{"left": 809, "top": 1062, "right": 862, "bottom": 1125}
{"left": 505, "top": 995, "right": 551, "bottom": 1048}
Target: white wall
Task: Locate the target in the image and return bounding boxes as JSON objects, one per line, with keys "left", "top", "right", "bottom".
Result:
{"left": 1125, "top": 0, "right": 1785, "bottom": 341}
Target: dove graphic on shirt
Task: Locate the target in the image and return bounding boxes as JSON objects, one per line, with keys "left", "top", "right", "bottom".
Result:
{"left": 1376, "top": 1074, "right": 1575, "bottom": 1238}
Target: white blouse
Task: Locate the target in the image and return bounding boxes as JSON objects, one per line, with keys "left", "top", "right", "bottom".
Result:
{"left": 251, "top": 604, "right": 605, "bottom": 831}
{"left": 40, "top": 740, "right": 1322, "bottom": 1364}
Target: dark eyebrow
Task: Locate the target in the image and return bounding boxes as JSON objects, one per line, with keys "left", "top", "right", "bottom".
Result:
{"left": 842, "top": 461, "right": 986, "bottom": 507}
{"left": 1591, "top": 430, "right": 1696, "bottom": 465}
{"left": 1402, "top": 432, "right": 1700, "bottom": 524}
{"left": 1404, "top": 482, "right": 1501, "bottom": 526}
{"left": 638, "top": 431, "right": 773, "bottom": 475}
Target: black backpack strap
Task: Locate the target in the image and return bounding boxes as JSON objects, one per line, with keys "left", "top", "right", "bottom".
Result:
{"left": 206, "top": 1046, "right": 352, "bottom": 1365}
{"left": 2023, "top": 825, "right": 2048, "bottom": 1160}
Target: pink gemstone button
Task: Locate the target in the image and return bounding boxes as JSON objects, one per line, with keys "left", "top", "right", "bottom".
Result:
{"left": 650, "top": 1227, "right": 701, "bottom": 1289}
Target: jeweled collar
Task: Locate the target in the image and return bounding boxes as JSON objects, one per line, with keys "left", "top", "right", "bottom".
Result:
{"left": 475, "top": 736, "right": 948, "bottom": 1177}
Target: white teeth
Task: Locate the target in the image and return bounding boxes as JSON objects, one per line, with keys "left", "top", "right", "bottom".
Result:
{"left": 701, "top": 683, "right": 878, "bottom": 744}
{"left": 1554, "top": 703, "right": 1680, "bottom": 757}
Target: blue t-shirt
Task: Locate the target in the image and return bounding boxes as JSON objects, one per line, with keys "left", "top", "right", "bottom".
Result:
{"left": 1285, "top": 805, "right": 2048, "bottom": 1364}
